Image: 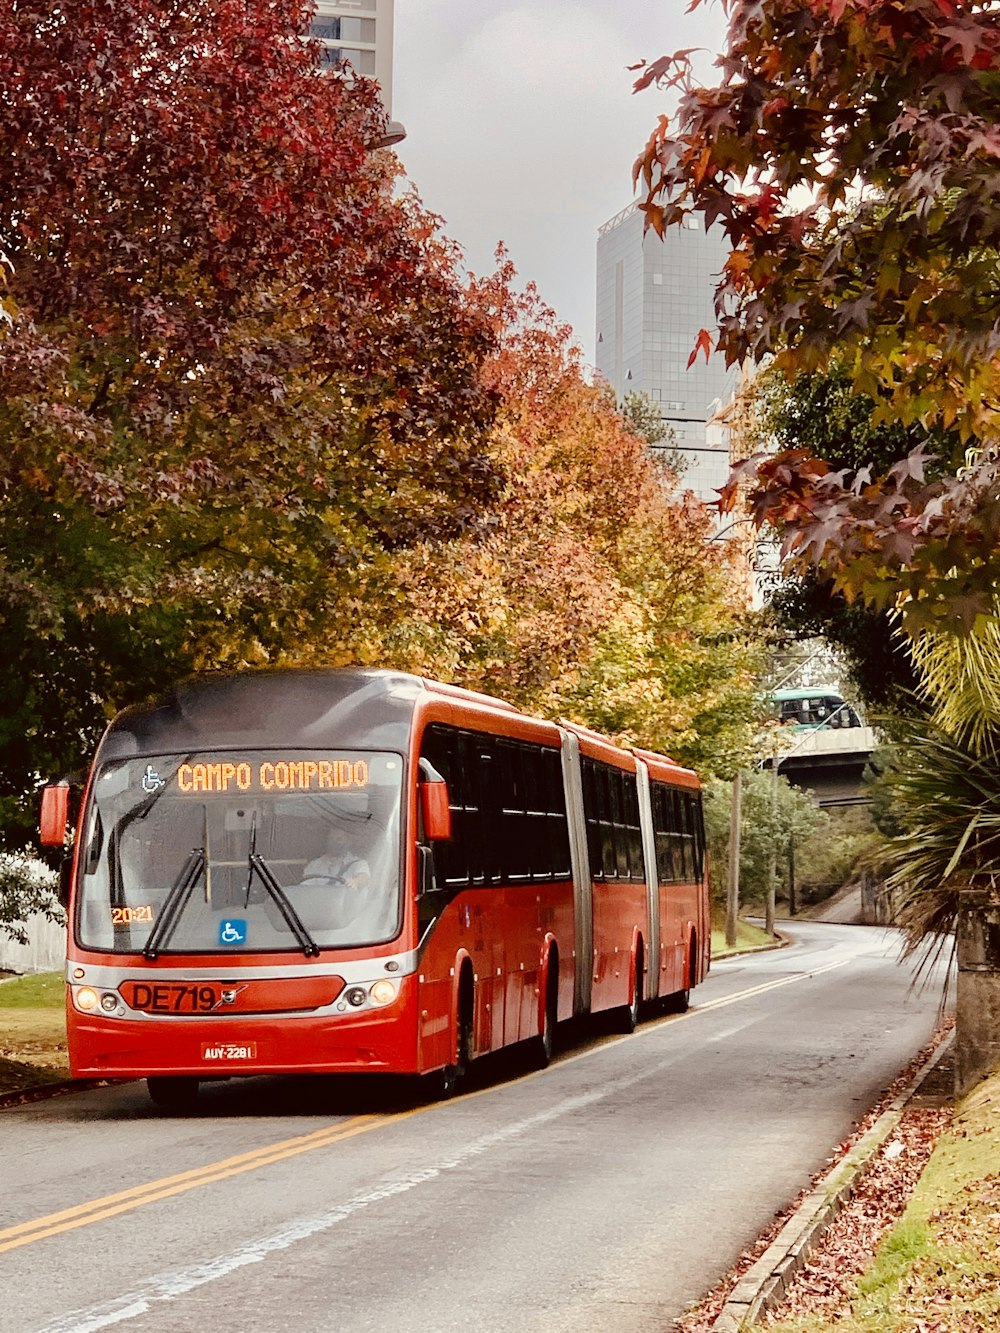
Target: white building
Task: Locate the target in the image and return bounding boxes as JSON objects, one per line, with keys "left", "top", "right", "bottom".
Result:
{"left": 309, "top": 0, "right": 395, "bottom": 115}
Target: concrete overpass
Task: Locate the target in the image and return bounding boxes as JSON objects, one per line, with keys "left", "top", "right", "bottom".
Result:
{"left": 769, "top": 725, "right": 878, "bottom": 807}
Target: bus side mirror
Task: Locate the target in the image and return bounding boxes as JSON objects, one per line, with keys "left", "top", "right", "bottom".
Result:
{"left": 40, "top": 784, "right": 70, "bottom": 849}
{"left": 420, "top": 779, "right": 452, "bottom": 842}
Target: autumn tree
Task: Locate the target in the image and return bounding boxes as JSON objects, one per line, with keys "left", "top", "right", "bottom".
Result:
{"left": 0, "top": 0, "right": 501, "bottom": 849}
{"left": 634, "top": 0, "right": 1000, "bottom": 633}
{"left": 753, "top": 362, "right": 930, "bottom": 707}
{"left": 0, "top": 0, "right": 776, "bottom": 965}
{"left": 620, "top": 389, "right": 685, "bottom": 474}
{"left": 703, "top": 770, "right": 827, "bottom": 907}
{"left": 385, "top": 263, "right": 767, "bottom": 775}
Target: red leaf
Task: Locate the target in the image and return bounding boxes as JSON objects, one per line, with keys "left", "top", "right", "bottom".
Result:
{"left": 687, "top": 328, "right": 713, "bottom": 368}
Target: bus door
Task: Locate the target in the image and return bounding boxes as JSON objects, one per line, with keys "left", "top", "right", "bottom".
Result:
{"left": 559, "top": 728, "right": 592, "bottom": 1016}
{"left": 634, "top": 759, "right": 660, "bottom": 1004}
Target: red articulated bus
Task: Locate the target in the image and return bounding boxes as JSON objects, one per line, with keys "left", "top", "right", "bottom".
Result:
{"left": 40, "top": 669, "right": 709, "bottom": 1108}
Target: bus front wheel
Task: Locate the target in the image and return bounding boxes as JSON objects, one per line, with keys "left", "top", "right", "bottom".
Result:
{"left": 425, "top": 994, "right": 472, "bottom": 1100}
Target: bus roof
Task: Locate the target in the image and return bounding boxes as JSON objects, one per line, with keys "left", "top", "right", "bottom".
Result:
{"left": 771, "top": 686, "right": 845, "bottom": 702}
{"left": 94, "top": 668, "right": 691, "bottom": 780}
{"left": 97, "top": 669, "right": 519, "bottom": 763}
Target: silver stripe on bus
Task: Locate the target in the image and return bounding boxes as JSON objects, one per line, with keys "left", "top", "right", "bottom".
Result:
{"left": 557, "top": 726, "right": 593, "bottom": 1016}
{"left": 633, "top": 757, "right": 660, "bottom": 1003}
{"left": 65, "top": 950, "right": 420, "bottom": 989}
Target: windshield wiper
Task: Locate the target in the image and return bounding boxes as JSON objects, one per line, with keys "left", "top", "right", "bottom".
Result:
{"left": 144, "top": 847, "right": 206, "bottom": 959}
{"left": 143, "top": 804, "right": 211, "bottom": 959}
{"left": 243, "top": 813, "right": 319, "bottom": 958}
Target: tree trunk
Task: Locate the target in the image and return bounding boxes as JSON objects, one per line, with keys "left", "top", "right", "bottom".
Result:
{"left": 725, "top": 772, "right": 742, "bottom": 949}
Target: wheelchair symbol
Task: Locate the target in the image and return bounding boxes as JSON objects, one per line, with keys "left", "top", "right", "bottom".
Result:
{"left": 219, "top": 919, "right": 248, "bottom": 946}
{"left": 141, "top": 764, "right": 165, "bottom": 794}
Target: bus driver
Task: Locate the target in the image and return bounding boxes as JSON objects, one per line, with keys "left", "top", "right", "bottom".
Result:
{"left": 301, "top": 823, "right": 371, "bottom": 892}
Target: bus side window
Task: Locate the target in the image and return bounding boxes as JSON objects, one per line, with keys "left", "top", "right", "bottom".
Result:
{"left": 623, "top": 773, "right": 643, "bottom": 882}
{"left": 457, "top": 733, "right": 485, "bottom": 884}
{"left": 599, "top": 767, "right": 617, "bottom": 881}
{"left": 544, "top": 747, "right": 571, "bottom": 879}
{"left": 417, "top": 844, "right": 436, "bottom": 896}
{"left": 419, "top": 729, "right": 466, "bottom": 889}
{"left": 581, "top": 759, "right": 604, "bottom": 882}
{"left": 652, "top": 784, "right": 673, "bottom": 883}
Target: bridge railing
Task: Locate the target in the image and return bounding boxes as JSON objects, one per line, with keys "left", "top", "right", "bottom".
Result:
{"left": 780, "top": 724, "right": 878, "bottom": 760}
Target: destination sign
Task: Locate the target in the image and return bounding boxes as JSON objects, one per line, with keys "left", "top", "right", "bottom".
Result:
{"left": 174, "top": 758, "right": 371, "bottom": 795}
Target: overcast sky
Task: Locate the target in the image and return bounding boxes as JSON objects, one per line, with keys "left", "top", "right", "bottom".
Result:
{"left": 393, "top": 0, "right": 729, "bottom": 363}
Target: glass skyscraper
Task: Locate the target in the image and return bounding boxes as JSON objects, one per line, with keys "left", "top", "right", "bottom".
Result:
{"left": 595, "top": 202, "right": 738, "bottom": 505}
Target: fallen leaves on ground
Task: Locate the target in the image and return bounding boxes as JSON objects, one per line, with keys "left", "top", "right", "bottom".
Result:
{"left": 760, "top": 1105, "right": 952, "bottom": 1325}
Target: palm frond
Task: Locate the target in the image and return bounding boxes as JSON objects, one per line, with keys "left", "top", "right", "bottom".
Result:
{"left": 871, "top": 720, "right": 1000, "bottom": 954}
{"left": 908, "top": 612, "right": 1000, "bottom": 753}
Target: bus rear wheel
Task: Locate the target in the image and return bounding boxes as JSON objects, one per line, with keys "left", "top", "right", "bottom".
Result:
{"left": 664, "top": 941, "right": 695, "bottom": 1013}
{"left": 617, "top": 943, "right": 643, "bottom": 1034}
{"left": 147, "top": 1076, "right": 200, "bottom": 1111}
{"left": 528, "top": 970, "right": 558, "bottom": 1070}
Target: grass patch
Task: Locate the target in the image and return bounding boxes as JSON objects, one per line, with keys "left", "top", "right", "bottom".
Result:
{"left": 0, "top": 971, "right": 68, "bottom": 1096}
{"left": 853, "top": 1219, "right": 933, "bottom": 1299}
{"left": 0, "top": 970, "right": 64, "bottom": 1008}
{"left": 711, "top": 919, "right": 775, "bottom": 955}
{"left": 757, "top": 1069, "right": 1000, "bottom": 1332}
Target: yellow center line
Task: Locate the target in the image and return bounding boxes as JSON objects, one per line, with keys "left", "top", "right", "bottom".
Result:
{"left": 0, "top": 1110, "right": 423, "bottom": 1254}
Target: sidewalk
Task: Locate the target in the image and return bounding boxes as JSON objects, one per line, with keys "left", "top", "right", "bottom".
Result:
{"left": 802, "top": 883, "right": 864, "bottom": 925}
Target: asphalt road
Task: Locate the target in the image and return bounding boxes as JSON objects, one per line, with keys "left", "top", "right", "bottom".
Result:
{"left": 2, "top": 922, "right": 953, "bottom": 1333}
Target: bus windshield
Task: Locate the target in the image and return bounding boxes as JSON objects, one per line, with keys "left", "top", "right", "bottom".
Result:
{"left": 75, "top": 750, "right": 403, "bottom": 954}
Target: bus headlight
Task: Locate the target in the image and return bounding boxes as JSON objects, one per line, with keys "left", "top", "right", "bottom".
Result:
{"left": 100, "top": 993, "right": 119, "bottom": 1014}
{"left": 369, "top": 980, "right": 397, "bottom": 1007}
{"left": 75, "top": 987, "right": 99, "bottom": 1012}
{"left": 345, "top": 987, "right": 367, "bottom": 1007}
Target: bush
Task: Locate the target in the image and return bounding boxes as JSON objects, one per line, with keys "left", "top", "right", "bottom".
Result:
{"left": 705, "top": 774, "right": 879, "bottom": 910}
{"left": 0, "top": 852, "right": 64, "bottom": 945}
{"left": 792, "top": 805, "right": 882, "bottom": 906}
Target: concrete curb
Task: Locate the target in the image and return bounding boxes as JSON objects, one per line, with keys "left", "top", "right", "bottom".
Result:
{"left": 0, "top": 1077, "right": 121, "bottom": 1111}
{"left": 710, "top": 1029, "right": 955, "bottom": 1332}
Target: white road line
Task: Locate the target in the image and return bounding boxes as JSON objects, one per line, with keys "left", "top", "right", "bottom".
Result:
{"left": 705, "top": 1018, "right": 760, "bottom": 1043}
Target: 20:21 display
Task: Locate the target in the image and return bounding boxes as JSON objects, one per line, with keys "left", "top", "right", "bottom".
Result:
{"left": 110, "top": 905, "right": 154, "bottom": 925}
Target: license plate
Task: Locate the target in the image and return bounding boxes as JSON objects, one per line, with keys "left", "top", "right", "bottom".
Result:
{"left": 201, "top": 1042, "right": 258, "bottom": 1061}
{"left": 120, "top": 977, "right": 342, "bottom": 1015}
{"left": 120, "top": 981, "right": 220, "bottom": 1014}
